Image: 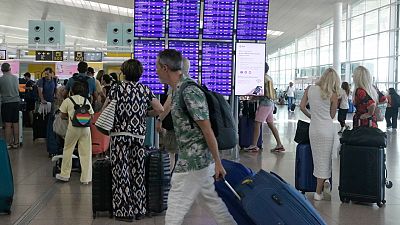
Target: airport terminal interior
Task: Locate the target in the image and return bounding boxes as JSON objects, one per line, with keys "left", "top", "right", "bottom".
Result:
{"left": 1, "top": 0, "right": 400, "bottom": 225}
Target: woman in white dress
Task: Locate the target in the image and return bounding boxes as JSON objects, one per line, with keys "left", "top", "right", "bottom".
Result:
{"left": 300, "top": 68, "right": 340, "bottom": 201}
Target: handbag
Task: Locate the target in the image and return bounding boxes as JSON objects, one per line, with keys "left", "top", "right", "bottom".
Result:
{"left": 375, "top": 103, "right": 386, "bottom": 122}
{"left": 95, "top": 99, "right": 117, "bottom": 135}
{"left": 294, "top": 120, "right": 310, "bottom": 144}
{"left": 53, "top": 113, "right": 68, "bottom": 138}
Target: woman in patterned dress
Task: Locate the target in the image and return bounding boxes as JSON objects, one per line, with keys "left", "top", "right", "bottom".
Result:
{"left": 103, "top": 59, "right": 163, "bottom": 221}
{"left": 352, "top": 66, "right": 386, "bottom": 128}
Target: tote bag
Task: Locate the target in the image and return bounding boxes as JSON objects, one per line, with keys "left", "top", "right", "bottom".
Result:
{"left": 95, "top": 99, "right": 117, "bottom": 135}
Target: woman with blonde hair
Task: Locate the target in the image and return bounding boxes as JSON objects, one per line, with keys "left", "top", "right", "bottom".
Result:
{"left": 300, "top": 68, "right": 340, "bottom": 201}
{"left": 352, "top": 66, "right": 385, "bottom": 128}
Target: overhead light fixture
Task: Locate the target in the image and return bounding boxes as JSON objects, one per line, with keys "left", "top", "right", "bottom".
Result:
{"left": 0, "top": 25, "right": 29, "bottom": 31}
{"left": 267, "top": 30, "right": 284, "bottom": 36}
{"left": 36, "top": 0, "right": 133, "bottom": 17}
{"left": 0, "top": 24, "right": 106, "bottom": 44}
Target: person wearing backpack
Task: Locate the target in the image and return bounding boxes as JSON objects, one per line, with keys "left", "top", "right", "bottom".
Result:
{"left": 55, "top": 82, "right": 94, "bottom": 184}
{"left": 156, "top": 49, "right": 236, "bottom": 225}
{"left": 64, "top": 61, "right": 98, "bottom": 104}
{"left": 385, "top": 88, "right": 400, "bottom": 130}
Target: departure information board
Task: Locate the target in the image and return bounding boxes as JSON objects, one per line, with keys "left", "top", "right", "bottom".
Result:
{"left": 201, "top": 42, "right": 233, "bottom": 96}
{"left": 203, "top": 0, "right": 235, "bottom": 40}
{"left": 168, "top": 0, "right": 200, "bottom": 38}
{"left": 134, "top": 40, "right": 165, "bottom": 94}
{"left": 237, "top": 0, "right": 269, "bottom": 40}
{"left": 134, "top": 0, "right": 166, "bottom": 38}
{"left": 169, "top": 41, "right": 199, "bottom": 81}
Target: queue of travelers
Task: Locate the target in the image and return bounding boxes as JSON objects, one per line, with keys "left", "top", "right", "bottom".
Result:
{"left": 4, "top": 49, "right": 399, "bottom": 224}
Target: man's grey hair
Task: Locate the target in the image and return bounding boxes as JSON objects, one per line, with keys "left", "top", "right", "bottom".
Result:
{"left": 182, "top": 57, "right": 190, "bottom": 77}
{"left": 1, "top": 63, "right": 11, "bottom": 72}
{"left": 158, "top": 49, "right": 182, "bottom": 72}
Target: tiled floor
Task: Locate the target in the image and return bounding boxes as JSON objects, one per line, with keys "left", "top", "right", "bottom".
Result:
{"left": 1, "top": 106, "right": 400, "bottom": 225}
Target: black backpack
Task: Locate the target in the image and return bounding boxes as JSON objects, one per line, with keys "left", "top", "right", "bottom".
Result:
{"left": 179, "top": 81, "right": 237, "bottom": 150}
{"left": 69, "top": 97, "right": 91, "bottom": 127}
{"left": 72, "top": 75, "right": 90, "bottom": 98}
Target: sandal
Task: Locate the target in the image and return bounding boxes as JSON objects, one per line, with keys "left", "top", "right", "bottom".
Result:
{"left": 271, "top": 146, "right": 285, "bottom": 152}
{"left": 12, "top": 143, "right": 19, "bottom": 149}
{"left": 244, "top": 146, "right": 260, "bottom": 153}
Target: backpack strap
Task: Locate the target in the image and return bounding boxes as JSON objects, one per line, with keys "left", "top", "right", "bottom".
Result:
{"left": 69, "top": 96, "right": 87, "bottom": 106}
{"left": 68, "top": 96, "right": 78, "bottom": 106}
{"left": 179, "top": 81, "right": 204, "bottom": 128}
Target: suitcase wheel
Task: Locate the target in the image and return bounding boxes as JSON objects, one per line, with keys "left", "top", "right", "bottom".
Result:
{"left": 377, "top": 201, "right": 385, "bottom": 207}
{"left": 6, "top": 210, "right": 11, "bottom": 215}
{"left": 386, "top": 181, "right": 393, "bottom": 189}
{"left": 109, "top": 211, "right": 113, "bottom": 218}
{"left": 340, "top": 197, "right": 350, "bottom": 204}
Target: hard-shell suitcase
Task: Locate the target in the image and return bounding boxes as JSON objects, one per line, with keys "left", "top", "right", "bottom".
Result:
{"left": 215, "top": 160, "right": 256, "bottom": 225}
{"left": 145, "top": 148, "right": 171, "bottom": 214}
{"left": 32, "top": 113, "right": 47, "bottom": 140}
{"left": 295, "top": 144, "right": 332, "bottom": 193}
{"left": 236, "top": 170, "right": 327, "bottom": 225}
{"left": 91, "top": 113, "right": 110, "bottom": 155}
{"left": 238, "top": 116, "right": 262, "bottom": 149}
{"left": 0, "top": 139, "right": 14, "bottom": 214}
{"left": 339, "top": 144, "right": 392, "bottom": 207}
{"left": 92, "top": 158, "right": 113, "bottom": 218}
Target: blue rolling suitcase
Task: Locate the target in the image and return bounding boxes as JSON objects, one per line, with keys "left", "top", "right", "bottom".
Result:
{"left": 215, "top": 160, "right": 256, "bottom": 225}
{"left": 295, "top": 144, "right": 332, "bottom": 194}
{"left": 236, "top": 170, "right": 327, "bottom": 225}
{"left": 238, "top": 116, "right": 262, "bottom": 149}
{"left": 0, "top": 139, "right": 14, "bottom": 214}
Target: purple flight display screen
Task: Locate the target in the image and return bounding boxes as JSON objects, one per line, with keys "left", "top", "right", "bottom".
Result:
{"left": 134, "top": 0, "right": 166, "bottom": 38}
{"left": 202, "top": 42, "right": 233, "bottom": 96}
{"left": 168, "top": 0, "right": 200, "bottom": 38}
{"left": 134, "top": 40, "right": 165, "bottom": 94}
{"left": 169, "top": 41, "right": 199, "bottom": 81}
{"left": 237, "top": 0, "right": 270, "bottom": 40}
{"left": 203, "top": 0, "right": 235, "bottom": 40}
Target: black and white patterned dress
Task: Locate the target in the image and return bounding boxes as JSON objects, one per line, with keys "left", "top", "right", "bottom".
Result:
{"left": 108, "top": 82, "right": 155, "bottom": 218}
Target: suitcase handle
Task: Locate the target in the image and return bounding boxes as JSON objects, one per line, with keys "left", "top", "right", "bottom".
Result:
{"left": 270, "top": 171, "right": 287, "bottom": 184}
{"left": 223, "top": 178, "right": 241, "bottom": 201}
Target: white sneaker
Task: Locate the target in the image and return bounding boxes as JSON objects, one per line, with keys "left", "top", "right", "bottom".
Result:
{"left": 313, "top": 192, "right": 323, "bottom": 201}
{"left": 323, "top": 180, "right": 331, "bottom": 201}
{"left": 55, "top": 174, "right": 69, "bottom": 182}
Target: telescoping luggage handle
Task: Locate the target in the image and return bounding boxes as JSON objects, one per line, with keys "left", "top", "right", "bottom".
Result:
{"left": 223, "top": 178, "right": 242, "bottom": 201}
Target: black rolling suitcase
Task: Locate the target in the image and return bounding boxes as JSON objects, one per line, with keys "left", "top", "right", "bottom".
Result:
{"left": 339, "top": 120, "right": 393, "bottom": 207}
{"left": 32, "top": 113, "right": 47, "bottom": 140}
{"left": 145, "top": 148, "right": 171, "bottom": 214}
{"left": 92, "top": 158, "right": 113, "bottom": 218}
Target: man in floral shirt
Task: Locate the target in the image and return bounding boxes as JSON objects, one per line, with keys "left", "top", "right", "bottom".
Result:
{"left": 156, "top": 49, "right": 236, "bottom": 225}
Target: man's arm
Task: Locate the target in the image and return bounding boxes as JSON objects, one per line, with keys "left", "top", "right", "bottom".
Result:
{"left": 37, "top": 80, "right": 46, "bottom": 103}
{"left": 196, "top": 120, "right": 226, "bottom": 180}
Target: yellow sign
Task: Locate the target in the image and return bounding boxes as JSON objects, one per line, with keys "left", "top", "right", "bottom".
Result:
{"left": 52, "top": 51, "right": 63, "bottom": 61}
{"left": 74, "top": 51, "right": 84, "bottom": 62}
{"left": 27, "top": 63, "right": 56, "bottom": 79}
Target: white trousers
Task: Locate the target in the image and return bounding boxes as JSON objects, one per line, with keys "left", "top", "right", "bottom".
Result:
{"left": 60, "top": 125, "right": 92, "bottom": 183}
{"left": 165, "top": 164, "right": 237, "bottom": 225}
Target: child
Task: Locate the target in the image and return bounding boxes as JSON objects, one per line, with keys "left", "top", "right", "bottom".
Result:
{"left": 55, "top": 82, "right": 94, "bottom": 184}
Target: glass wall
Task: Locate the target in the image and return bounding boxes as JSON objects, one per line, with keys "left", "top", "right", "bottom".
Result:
{"left": 268, "top": 0, "right": 397, "bottom": 92}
